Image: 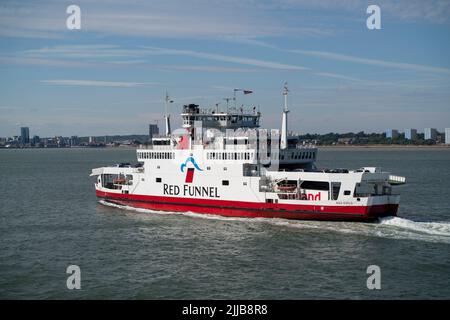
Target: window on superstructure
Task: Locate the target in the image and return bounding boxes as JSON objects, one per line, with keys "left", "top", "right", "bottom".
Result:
{"left": 300, "top": 181, "right": 329, "bottom": 191}
{"left": 331, "top": 182, "right": 341, "bottom": 200}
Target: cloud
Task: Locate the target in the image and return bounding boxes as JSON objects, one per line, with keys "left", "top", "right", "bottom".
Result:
{"left": 143, "top": 47, "right": 309, "bottom": 71}
{"left": 314, "top": 72, "right": 363, "bottom": 82}
{"left": 0, "top": 0, "right": 331, "bottom": 40}
{"left": 259, "top": 0, "right": 450, "bottom": 24}
{"left": 40, "top": 80, "right": 159, "bottom": 88}
{"left": 18, "top": 44, "right": 309, "bottom": 71}
{"left": 290, "top": 49, "right": 450, "bottom": 75}
{"left": 159, "top": 65, "right": 261, "bottom": 73}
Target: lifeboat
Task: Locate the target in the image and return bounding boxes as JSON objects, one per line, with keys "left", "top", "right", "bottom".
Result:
{"left": 113, "top": 178, "right": 127, "bottom": 184}
{"left": 277, "top": 184, "right": 297, "bottom": 192}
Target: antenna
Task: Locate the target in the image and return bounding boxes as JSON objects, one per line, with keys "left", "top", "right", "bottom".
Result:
{"left": 164, "top": 91, "right": 173, "bottom": 136}
{"left": 224, "top": 97, "right": 232, "bottom": 112}
{"left": 281, "top": 82, "right": 289, "bottom": 150}
{"left": 283, "top": 82, "right": 289, "bottom": 112}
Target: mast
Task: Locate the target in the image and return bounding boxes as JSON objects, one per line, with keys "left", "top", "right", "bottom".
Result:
{"left": 164, "top": 91, "right": 172, "bottom": 136}
{"left": 280, "top": 82, "right": 289, "bottom": 150}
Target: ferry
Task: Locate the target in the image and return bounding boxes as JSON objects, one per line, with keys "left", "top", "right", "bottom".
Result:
{"left": 91, "top": 84, "right": 406, "bottom": 221}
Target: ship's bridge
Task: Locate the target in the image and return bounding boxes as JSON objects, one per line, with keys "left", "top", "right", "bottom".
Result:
{"left": 181, "top": 104, "right": 260, "bottom": 130}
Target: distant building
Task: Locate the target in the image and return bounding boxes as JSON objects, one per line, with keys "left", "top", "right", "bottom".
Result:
{"left": 149, "top": 123, "right": 159, "bottom": 141}
{"left": 337, "top": 137, "right": 353, "bottom": 145}
{"left": 424, "top": 128, "right": 437, "bottom": 141}
{"left": 386, "top": 129, "right": 399, "bottom": 139}
{"left": 32, "top": 135, "right": 40, "bottom": 145}
{"left": 56, "top": 136, "right": 66, "bottom": 147}
{"left": 20, "top": 127, "right": 30, "bottom": 144}
{"left": 89, "top": 136, "right": 96, "bottom": 144}
{"left": 446, "top": 128, "right": 450, "bottom": 144}
{"left": 404, "top": 129, "right": 417, "bottom": 140}
{"left": 69, "top": 136, "right": 80, "bottom": 146}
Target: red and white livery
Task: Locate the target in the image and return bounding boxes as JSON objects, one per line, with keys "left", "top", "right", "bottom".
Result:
{"left": 91, "top": 85, "right": 405, "bottom": 221}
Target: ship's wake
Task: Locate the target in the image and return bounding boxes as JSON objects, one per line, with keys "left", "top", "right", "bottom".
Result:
{"left": 98, "top": 200, "right": 450, "bottom": 244}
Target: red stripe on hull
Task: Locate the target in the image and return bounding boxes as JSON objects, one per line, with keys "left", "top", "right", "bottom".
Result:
{"left": 96, "top": 190, "right": 398, "bottom": 222}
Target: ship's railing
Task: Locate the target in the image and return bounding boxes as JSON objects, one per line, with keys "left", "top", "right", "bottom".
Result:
{"left": 182, "top": 106, "right": 259, "bottom": 116}
{"left": 388, "top": 175, "right": 406, "bottom": 185}
{"left": 138, "top": 144, "right": 173, "bottom": 150}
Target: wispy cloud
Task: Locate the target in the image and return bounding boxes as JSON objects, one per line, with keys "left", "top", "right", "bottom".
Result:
{"left": 159, "top": 65, "right": 261, "bottom": 73}
{"left": 18, "top": 44, "right": 309, "bottom": 71}
{"left": 0, "top": 0, "right": 331, "bottom": 40}
{"left": 290, "top": 49, "right": 450, "bottom": 75}
{"left": 143, "top": 47, "right": 309, "bottom": 71}
{"left": 314, "top": 72, "right": 363, "bottom": 82}
{"left": 40, "top": 80, "right": 159, "bottom": 88}
{"left": 260, "top": 0, "right": 450, "bottom": 24}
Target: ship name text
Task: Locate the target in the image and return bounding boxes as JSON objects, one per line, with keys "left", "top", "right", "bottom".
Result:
{"left": 163, "top": 184, "right": 220, "bottom": 198}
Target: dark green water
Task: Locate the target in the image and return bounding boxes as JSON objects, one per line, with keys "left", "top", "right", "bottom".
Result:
{"left": 0, "top": 147, "right": 449, "bottom": 299}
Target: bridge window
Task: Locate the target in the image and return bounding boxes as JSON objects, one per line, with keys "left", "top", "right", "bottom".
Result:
{"left": 300, "top": 181, "right": 329, "bottom": 191}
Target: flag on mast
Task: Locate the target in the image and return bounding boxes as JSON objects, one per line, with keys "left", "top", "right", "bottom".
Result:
{"left": 234, "top": 88, "right": 253, "bottom": 94}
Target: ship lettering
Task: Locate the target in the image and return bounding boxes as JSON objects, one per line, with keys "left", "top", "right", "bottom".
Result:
{"left": 163, "top": 184, "right": 220, "bottom": 198}
{"left": 183, "top": 184, "right": 220, "bottom": 198}
{"left": 163, "top": 184, "right": 180, "bottom": 195}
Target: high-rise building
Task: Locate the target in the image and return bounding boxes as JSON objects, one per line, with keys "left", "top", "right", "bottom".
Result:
{"left": 424, "top": 128, "right": 437, "bottom": 141}
{"left": 20, "top": 127, "right": 30, "bottom": 144}
{"left": 386, "top": 129, "right": 399, "bottom": 139}
{"left": 32, "top": 135, "right": 40, "bottom": 145}
{"left": 445, "top": 128, "right": 450, "bottom": 144}
{"left": 69, "top": 136, "right": 80, "bottom": 146}
{"left": 149, "top": 123, "right": 159, "bottom": 141}
{"left": 404, "top": 129, "right": 417, "bottom": 140}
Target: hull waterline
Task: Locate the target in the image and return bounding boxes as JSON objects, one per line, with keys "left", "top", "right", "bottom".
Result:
{"left": 97, "top": 190, "right": 398, "bottom": 222}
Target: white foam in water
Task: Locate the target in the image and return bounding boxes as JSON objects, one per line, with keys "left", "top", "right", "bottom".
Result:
{"left": 99, "top": 200, "right": 450, "bottom": 244}
{"left": 379, "top": 216, "right": 450, "bottom": 237}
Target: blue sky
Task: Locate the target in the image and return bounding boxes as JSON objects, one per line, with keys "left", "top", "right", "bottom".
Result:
{"left": 1, "top": 0, "right": 450, "bottom": 137}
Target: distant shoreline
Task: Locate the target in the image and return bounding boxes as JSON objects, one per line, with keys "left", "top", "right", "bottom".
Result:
{"left": 1, "top": 144, "right": 449, "bottom": 150}
{"left": 318, "top": 144, "right": 450, "bottom": 149}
